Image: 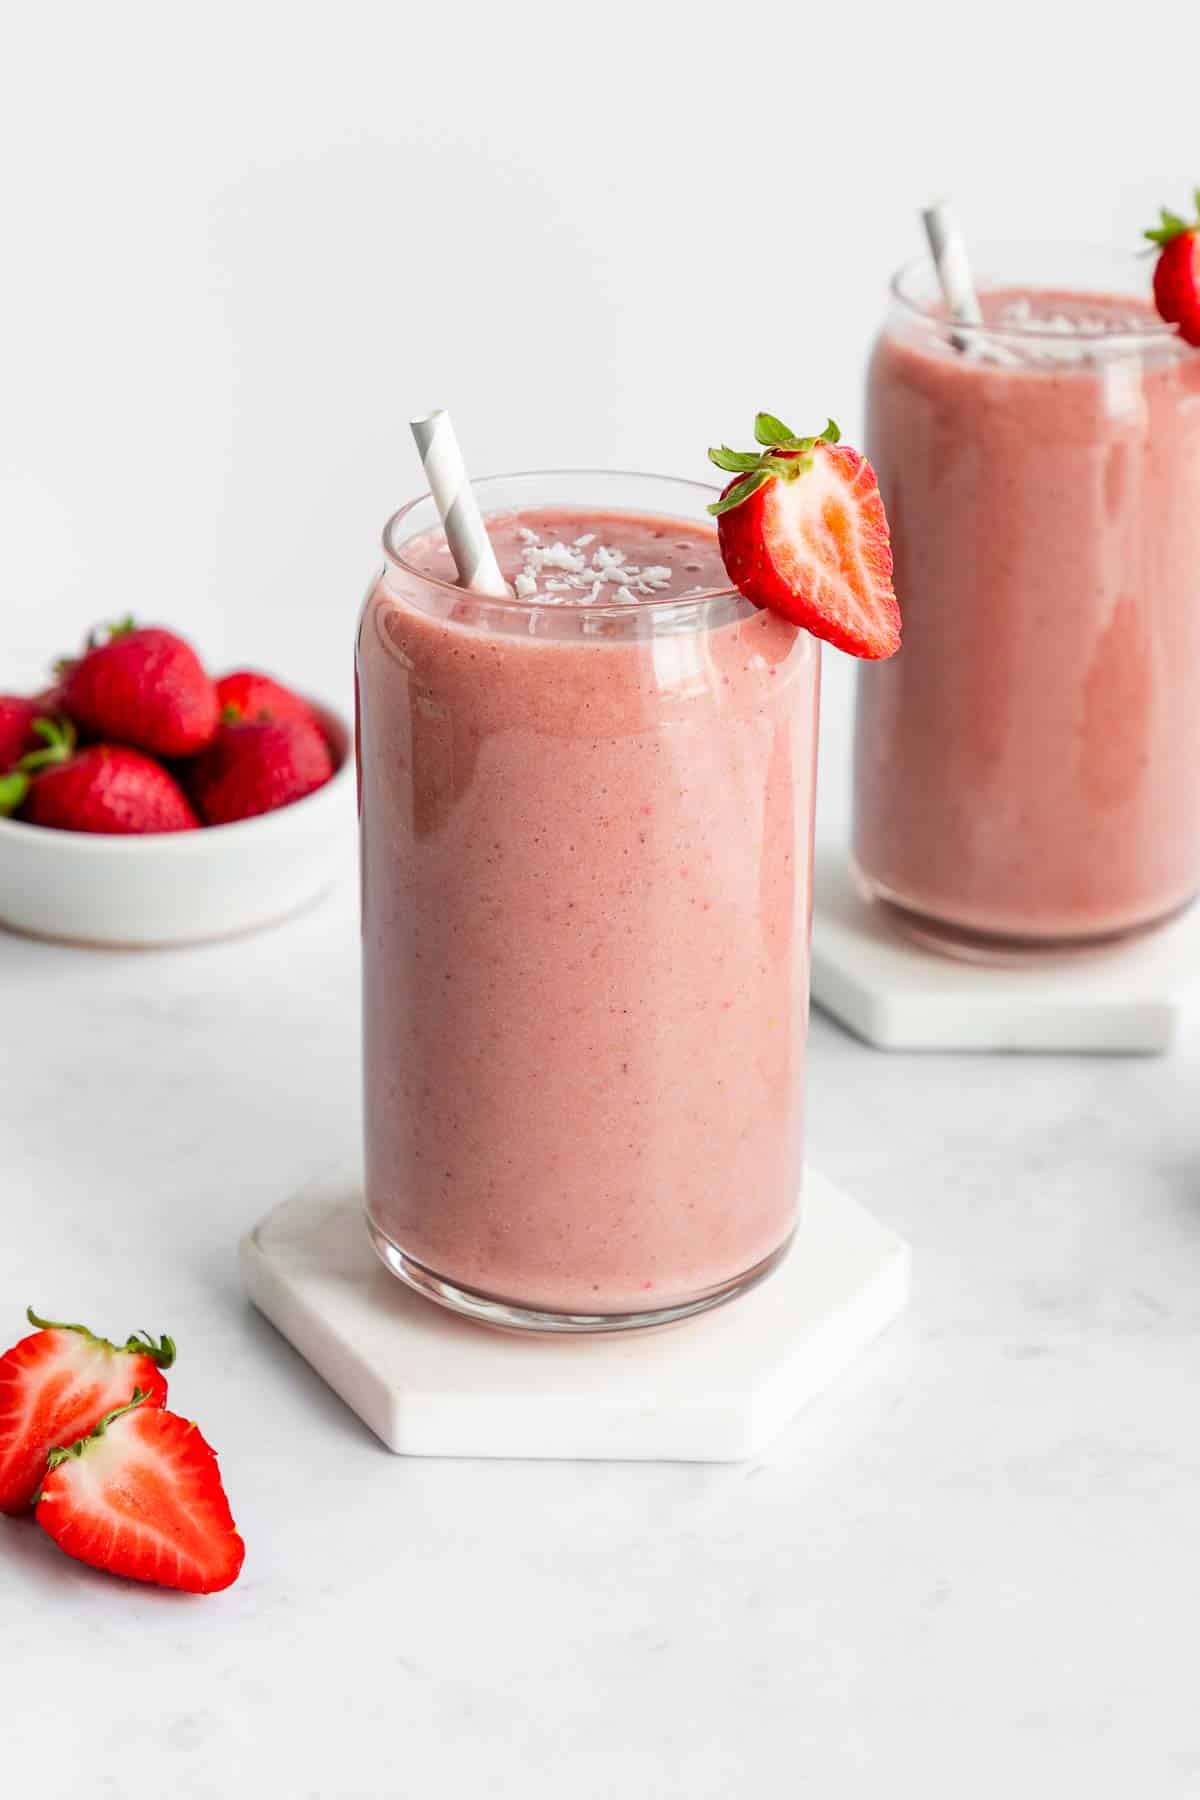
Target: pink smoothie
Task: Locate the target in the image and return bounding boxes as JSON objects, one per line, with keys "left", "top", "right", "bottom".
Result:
{"left": 854, "top": 288, "right": 1200, "bottom": 946}
{"left": 358, "top": 501, "right": 819, "bottom": 1316}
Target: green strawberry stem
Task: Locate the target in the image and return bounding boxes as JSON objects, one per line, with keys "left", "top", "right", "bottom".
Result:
{"left": 26, "top": 1306, "right": 176, "bottom": 1369}
{"left": 1144, "top": 193, "right": 1200, "bottom": 247}
{"left": 0, "top": 772, "right": 29, "bottom": 818}
{"left": 53, "top": 615, "right": 139, "bottom": 677}
{"left": 0, "top": 719, "right": 75, "bottom": 818}
{"left": 17, "top": 716, "right": 76, "bottom": 774}
{"left": 85, "top": 615, "right": 137, "bottom": 652}
{"left": 707, "top": 413, "right": 841, "bottom": 516}
{"left": 42, "top": 1388, "right": 152, "bottom": 1476}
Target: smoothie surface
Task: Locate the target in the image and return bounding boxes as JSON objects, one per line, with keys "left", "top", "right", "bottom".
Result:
{"left": 914, "top": 286, "right": 1172, "bottom": 369}
{"left": 401, "top": 507, "right": 730, "bottom": 605}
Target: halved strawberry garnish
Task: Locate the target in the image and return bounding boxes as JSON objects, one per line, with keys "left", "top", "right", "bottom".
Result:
{"left": 1145, "top": 197, "right": 1200, "bottom": 348}
{"left": 708, "top": 414, "right": 901, "bottom": 659}
{"left": 35, "top": 1391, "right": 244, "bottom": 1594}
{"left": 0, "top": 1307, "right": 174, "bottom": 1514}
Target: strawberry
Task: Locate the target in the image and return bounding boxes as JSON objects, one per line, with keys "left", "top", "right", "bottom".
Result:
{"left": 0, "top": 1308, "right": 173, "bottom": 1515}
{"left": 217, "top": 669, "right": 320, "bottom": 730}
{"left": 35, "top": 1391, "right": 244, "bottom": 1594}
{"left": 0, "top": 695, "right": 41, "bottom": 770}
{"left": 61, "top": 619, "right": 218, "bottom": 757}
{"left": 190, "top": 716, "right": 334, "bottom": 825}
{"left": 0, "top": 718, "right": 199, "bottom": 833}
{"left": 708, "top": 414, "right": 901, "bottom": 659}
{"left": 1145, "top": 197, "right": 1200, "bottom": 348}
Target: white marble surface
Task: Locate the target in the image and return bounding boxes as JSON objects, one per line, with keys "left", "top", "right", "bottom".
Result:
{"left": 241, "top": 1173, "right": 911, "bottom": 1460}
{"left": 5, "top": 852, "right": 1200, "bottom": 1797}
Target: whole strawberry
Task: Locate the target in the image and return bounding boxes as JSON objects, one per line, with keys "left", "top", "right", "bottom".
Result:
{"left": 217, "top": 669, "right": 320, "bottom": 730}
{"left": 0, "top": 1307, "right": 174, "bottom": 1515}
{"left": 1145, "top": 196, "right": 1200, "bottom": 348}
{"left": 0, "top": 718, "right": 199, "bottom": 833}
{"left": 61, "top": 619, "right": 218, "bottom": 757}
{"left": 0, "top": 695, "right": 41, "bottom": 770}
{"left": 190, "top": 716, "right": 334, "bottom": 825}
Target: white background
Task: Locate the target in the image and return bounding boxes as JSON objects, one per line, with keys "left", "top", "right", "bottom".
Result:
{"left": 4, "top": 4, "right": 1200, "bottom": 1796}
{"left": 7, "top": 0, "right": 1199, "bottom": 801}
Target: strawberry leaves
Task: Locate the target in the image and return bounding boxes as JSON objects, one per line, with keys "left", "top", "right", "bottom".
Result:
{"left": 752, "top": 413, "right": 840, "bottom": 451}
{"left": 25, "top": 1307, "right": 176, "bottom": 1369}
{"left": 0, "top": 773, "right": 29, "bottom": 818}
{"left": 709, "top": 468, "right": 775, "bottom": 514}
{"left": 1144, "top": 195, "right": 1200, "bottom": 247}
{"left": 0, "top": 718, "right": 77, "bottom": 812}
{"left": 19, "top": 717, "right": 76, "bottom": 773}
{"left": 753, "top": 412, "right": 800, "bottom": 447}
{"left": 84, "top": 615, "right": 138, "bottom": 653}
{"left": 0, "top": 719, "right": 74, "bottom": 817}
{"left": 708, "top": 447, "right": 766, "bottom": 474}
{"left": 707, "top": 414, "right": 842, "bottom": 517}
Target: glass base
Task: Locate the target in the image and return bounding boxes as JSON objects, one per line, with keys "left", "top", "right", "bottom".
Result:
{"left": 853, "top": 861, "right": 1199, "bottom": 968}
{"left": 366, "top": 1214, "right": 795, "bottom": 1335}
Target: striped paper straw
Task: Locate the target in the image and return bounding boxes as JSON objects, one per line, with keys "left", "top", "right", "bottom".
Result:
{"left": 409, "top": 410, "right": 510, "bottom": 597}
{"left": 921, "top": 202, "right": 983, "bottom": 352}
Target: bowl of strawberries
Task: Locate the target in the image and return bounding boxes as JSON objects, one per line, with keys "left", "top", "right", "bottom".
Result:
{"left": 0, "top": 620, "right": 354, "bottom": 946}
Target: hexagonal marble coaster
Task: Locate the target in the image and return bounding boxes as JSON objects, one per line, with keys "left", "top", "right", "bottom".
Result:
{"left": 240, "top": 1171, "right": 910, "bottom": 1463}
{"left": 812, "top": 850, "right": 1200, "bottom": 1054}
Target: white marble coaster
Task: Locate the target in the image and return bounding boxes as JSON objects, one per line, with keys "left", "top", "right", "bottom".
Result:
{"left": 812, "top": 850, "right": 1200, "bottom": 1054}
{"left": 240, "top": 1170, "right": 910, "bottom": 1463}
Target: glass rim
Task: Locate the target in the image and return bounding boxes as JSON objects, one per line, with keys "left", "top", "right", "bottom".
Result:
{"left": 382, "top": 468, "right": 740, "bottom": 616}
{"left": 891, "top": 242, "right": 1176, "bottom": 345}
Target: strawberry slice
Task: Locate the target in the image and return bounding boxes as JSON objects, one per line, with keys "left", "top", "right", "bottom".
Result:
{"left": 708, "top": 413, "right": 901, "bottom": 658}
{"left": 0, "top": 1308, "right": 174, "bottom": 1515}
{"left": 35, "top": 1390, "right": 244, "bottom": 1593}
{"left": 1145, "top": 197, "right": 1200, "bottom": 347}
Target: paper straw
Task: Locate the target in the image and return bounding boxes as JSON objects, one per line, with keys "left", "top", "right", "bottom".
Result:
{"left": 921, "top": 201, "right": 983, "bottom": 352}
{"left": 409, "top": 410, "right": 510, "bottom": 597}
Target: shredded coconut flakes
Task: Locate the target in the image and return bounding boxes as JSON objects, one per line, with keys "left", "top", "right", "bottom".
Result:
{"left": 511, "top": 528, "right": 679, "bottom": 605}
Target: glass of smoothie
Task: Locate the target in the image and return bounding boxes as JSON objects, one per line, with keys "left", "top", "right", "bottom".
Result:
{"left": 852, "top": 243, "right": 1200, "bottom": 958}
{"left": 357, "top": 470, "right": 820, "bottom": 1331}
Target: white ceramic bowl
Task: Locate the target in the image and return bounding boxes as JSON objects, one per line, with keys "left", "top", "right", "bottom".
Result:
{"left": 0, "top": 703, "right": 356, "bottom": 948}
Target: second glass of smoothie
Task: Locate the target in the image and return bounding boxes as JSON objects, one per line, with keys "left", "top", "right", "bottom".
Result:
{"left": 358, "top": 471, "right": 820, "bottom": 1331}
{"left": 853, "top": 244, "right": 1200, "bottom": 958}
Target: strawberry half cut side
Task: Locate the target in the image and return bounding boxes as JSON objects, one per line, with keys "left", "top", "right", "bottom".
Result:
{"left": 707, "top": 413, "right": 901, "bottom": 659}
{"left": 0, "top": 1307, "right": 174, "bottom": 1514}
{"left": 35, "top": 1391, "right": 245, "bottom": 1594}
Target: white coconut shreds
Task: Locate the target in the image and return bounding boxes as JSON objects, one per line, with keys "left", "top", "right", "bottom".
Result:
{"left": 969, "top": 298, "right": 1168, "bottom": 369}
{"left": 512, "top": 530, "right": 680, "bottom": 604}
